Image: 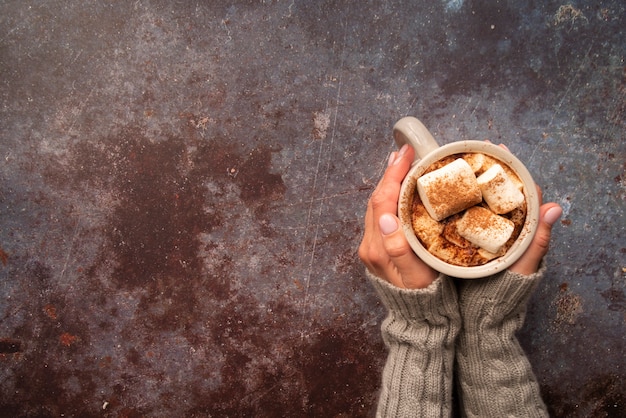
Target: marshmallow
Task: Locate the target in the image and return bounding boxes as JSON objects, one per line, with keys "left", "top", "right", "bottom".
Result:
{"left": 480, "top": 155, "right": 523, "bottom": 190}
{"left": 442, "top": 218, "right": 472, "bottom": 248}
{"left": 417, "top": 158, "right": 482, "bottom": 221}
{"left": 456, "top": 206, "right": 515, "bottom": 254}
{"left": 427, "top": 236, "right": 500, "bottom": 266}
{"left": 477, "top": 248, "right": 500, "bottom": 262}
{"left": 411, "top": 202, "right": 444, "bottom": 247}
{"left": 462, "top": 153, "right": 485, "bottom": 173}
{"left": 428, "top": 235, "right": 484, "bottom": 266}
{"left": 477, "top": 164, "right": 525, "bottom": 214}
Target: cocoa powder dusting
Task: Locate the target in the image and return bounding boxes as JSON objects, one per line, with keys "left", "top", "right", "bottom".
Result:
{"left": 469, "top": 206, "right": 493, "bottom": 230}
{"left": 411, "top": 152, "right": 526, "bottom": 267}
{"left": 492, "top": 174, "right": 506, "bottom": 187}
{"left": 428, "top": 174, "right": 479, "bottom": 215}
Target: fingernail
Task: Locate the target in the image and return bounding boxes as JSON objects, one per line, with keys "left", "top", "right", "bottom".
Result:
{"left": 387, "top": 151, "right": 397, "bottom": 167}
{"left": 393, "top": 144, "right": 409, "bottom": 165}
{"left": 499, "top": 143, "right": 510, "bottom": 152}
{"left": 379, "top": 214, "right": 399, "bottom": 235}
{"left": 544, "top": 206, "right": 563, "bottom": 226}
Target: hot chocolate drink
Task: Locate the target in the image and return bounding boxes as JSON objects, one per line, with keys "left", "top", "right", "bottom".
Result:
{"left": 410, "top": 152, "right": 527, "bottom": 267}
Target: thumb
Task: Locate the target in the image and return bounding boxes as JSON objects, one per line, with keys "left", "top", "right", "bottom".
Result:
{"left": 379, "top": 213, "right": 437, "bottom": 289}
{"left": 510, "top": 203, "right": 562, "bottom": 275}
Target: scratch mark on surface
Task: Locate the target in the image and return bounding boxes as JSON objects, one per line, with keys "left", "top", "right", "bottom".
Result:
{"left": 68, "top": 86, "right": 96, "bottom": 134}
{"left": 221, "top": 19, "right": 232, "bottom": 42}
{"left": 299, "top": 24, "right": 346, "bottom": 340}
{"left": 283, "top": 188, "right": 375, "bottom": 208}
{"left": 601, "top": 65, "right": 626, "bottom": 145}
{"left": 59, "top": 219, "right": 80, "bottom": 283}
{"left": 528, "top": 43, "right": 594, "bottom": 164}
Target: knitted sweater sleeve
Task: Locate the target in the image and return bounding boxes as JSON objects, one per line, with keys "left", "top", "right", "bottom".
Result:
{"left": 367, "top": 271, "right": 461, "bottom": 418}
{"left": 454, "top": 264, "right": 549, "bottom": 418}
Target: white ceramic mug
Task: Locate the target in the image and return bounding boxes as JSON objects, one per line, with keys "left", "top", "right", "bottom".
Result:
{"left": 394, "top": 117, "right": 540, "bottom": 278}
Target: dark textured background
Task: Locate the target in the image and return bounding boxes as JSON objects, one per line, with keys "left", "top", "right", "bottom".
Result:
{"left": 0, "top": 0, "right": 624, "bottom": 416}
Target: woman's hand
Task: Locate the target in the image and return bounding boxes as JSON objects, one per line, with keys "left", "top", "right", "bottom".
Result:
{"left": 358, "top": 145, "right": 438, "bottom": 289}
{"left": 509, "top": 185, "right": 562, "bottom": 275}
{"left": 494, "top": 143, "right": 562, "bottom": 275}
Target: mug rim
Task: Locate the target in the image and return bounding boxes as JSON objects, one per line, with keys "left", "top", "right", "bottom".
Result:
{"left": 398, "top": 140, "right": 540, "bottom": 279}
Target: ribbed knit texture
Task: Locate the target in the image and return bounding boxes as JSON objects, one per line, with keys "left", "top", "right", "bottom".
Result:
{"left": 367, "top": 271, "right": 461, "bottom": 418}
{"left": 454, "top": 263, "right": 549, "bottom": 418}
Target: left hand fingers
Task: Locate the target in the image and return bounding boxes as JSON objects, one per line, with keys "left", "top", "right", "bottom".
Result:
{"left": 359, "top": 145, "right": 413, "bottom": 276}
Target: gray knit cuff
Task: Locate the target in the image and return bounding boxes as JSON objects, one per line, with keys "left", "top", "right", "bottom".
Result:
{"left": 502, "top": 257, "right": 547, "bottom": 281}
{"left": 366, "top": 270, "right": 459, "bottom": 324}
{"left": 456, "top": 259, "right": 547, "bottom": 326}
{"left": 367, "top": 270, "right": 461, "bottom": 417}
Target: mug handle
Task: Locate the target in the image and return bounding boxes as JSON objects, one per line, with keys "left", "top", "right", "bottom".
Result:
{"left": 393, "top": 117, "right": 440, "bottom": 162}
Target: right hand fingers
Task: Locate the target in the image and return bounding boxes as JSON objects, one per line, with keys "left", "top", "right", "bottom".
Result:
{"left": 509, "top": 200, "right": 562, "bottom": 275}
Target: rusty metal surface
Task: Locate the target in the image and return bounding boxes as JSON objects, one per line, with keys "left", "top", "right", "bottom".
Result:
{"left": 0, "top": 0, "right": 624, "bottom": 416}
